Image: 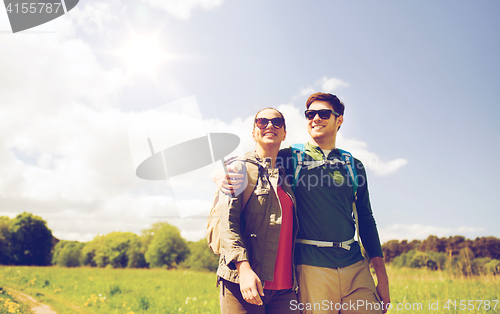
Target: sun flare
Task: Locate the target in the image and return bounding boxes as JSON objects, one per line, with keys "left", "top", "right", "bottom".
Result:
{"left": 118, "top": 33, "right": 168, "bottom": 77}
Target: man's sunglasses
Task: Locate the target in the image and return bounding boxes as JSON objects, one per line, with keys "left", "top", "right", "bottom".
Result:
{"left": 304, "top": 109, "right": 340, "bottom": 120}
{"left": 255, "top": 117, "right": 285, "bottom": 129}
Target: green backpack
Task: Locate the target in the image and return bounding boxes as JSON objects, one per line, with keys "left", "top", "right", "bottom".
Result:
{"left": 206, "top": 158, "right": 259, "bottom": 255}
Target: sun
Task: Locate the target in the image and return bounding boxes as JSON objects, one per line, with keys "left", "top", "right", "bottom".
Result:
{"left": 118, "top": 33, "right": 169, "bottom": 78}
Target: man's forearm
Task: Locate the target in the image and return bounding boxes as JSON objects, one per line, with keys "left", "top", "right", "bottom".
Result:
{"left": 371, "top": 256, "right": 388, "bottom": 284}
{"left": 371, "top": 256, "right": 391, "bottom": 313}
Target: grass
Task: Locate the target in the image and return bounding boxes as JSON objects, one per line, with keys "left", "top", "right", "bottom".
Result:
{"left": 0, "top": 287, "right": 32, "bottom": 314}
{"left": 0, "top": 266, "right": 219, "bottom": 314}
{"left": 383, "top": 266, "right": 500, "bottom": 313}
{"left": 1, "top": 265, "right": 499, "bottom": 313}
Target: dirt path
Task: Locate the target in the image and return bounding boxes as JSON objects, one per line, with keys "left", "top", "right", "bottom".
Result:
{"left": 5, "top": 288, "right": 57, "bottom": 314}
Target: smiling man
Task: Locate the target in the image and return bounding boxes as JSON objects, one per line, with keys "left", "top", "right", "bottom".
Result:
{"left": 277, "top": 93, "right": 390, "bottom": 314}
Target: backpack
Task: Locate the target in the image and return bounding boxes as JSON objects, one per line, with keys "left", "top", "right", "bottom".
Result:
{"left": 290, "top": 144, "right": 361, "bottom": 245}
{"left": 207, "top": 158, "right": 259, "bottom": 255}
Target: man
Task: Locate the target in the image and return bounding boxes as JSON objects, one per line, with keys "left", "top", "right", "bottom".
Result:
{"left": 217, "top": 93, "right": 390, "bottom": 313}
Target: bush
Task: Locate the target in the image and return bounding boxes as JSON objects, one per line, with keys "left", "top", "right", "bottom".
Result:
{"left": 81, "top": 232, "right": 147, "bottom": 268}
{"left": 52, "top": 241, "right": 84, "bottom": 267}
{"left": 483, "top": 259, "right": 500, "bottom": 274}
{"left": 183, "top": 239, "right": 218, "bottom": 272}
{"left": 145, "top": 222, "right": 189, "bottom": 268}
{"left": 392, "top": 250, "right": 446, "bottom": 270}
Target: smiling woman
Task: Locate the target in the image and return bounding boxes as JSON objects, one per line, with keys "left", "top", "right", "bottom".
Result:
{"left": 118, "top": 33, "right": 169, "bottom": 77}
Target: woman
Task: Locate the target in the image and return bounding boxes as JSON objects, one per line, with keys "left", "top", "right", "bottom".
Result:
{"left": 217, "top": 108, "right": 298, "bottom": 314}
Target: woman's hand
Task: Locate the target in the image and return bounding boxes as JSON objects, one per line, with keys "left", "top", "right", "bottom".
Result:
{"left": 235, "top": 261, "right": 264, "bottom": 306}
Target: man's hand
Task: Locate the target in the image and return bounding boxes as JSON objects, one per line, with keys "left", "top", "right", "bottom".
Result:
{"left": 235, "top": 261, "right": 264, "bottom": 306}
{"left": 371, "top": 256, "right": 391, "bottom": 313}
{"left": 212, "top": 164, "right": 244, "bottom": 195}
{"left": 377, "top": 280, "right": 390, "bottom": 313}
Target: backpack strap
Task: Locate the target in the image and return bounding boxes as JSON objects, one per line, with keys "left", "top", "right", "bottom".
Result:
{"left": 337, "top": 149, "right": 360, "bottom": 245}
{"left": 337, "top": 149, "right": 358, "bottom": 195}
{"left": 291, "top": 143, "right": 305, "bottom": 191}
{"left": 240, "top": 159, "right": 259, "bottom": 209}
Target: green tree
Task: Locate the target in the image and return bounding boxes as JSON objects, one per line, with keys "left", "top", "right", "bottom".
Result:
{"left": 381, "top": 239, "right": 421, "bottom": 263}
{"left": 183, "top": 239, "right": 219, "bottom": 272}
{"left": 52, "top": 241, "right": 84, "bottom": 267}
{"left": 419, "top": 235, "right": 446, "bottom": 253}
{"left": 392, "top": 250, "right": 446, "bottom": 270}
{"left": 126, "top": 233, "right": 148, "bottom": 268}
{"left": 0, "top": 216, "right": 12, "bottom": 265}
{"left": 9, "top": 212, "right": 54, "bottom": 266}
{"left": 408, "top": 239, "right": 421, "bottom": 251}
{"left": 145, "top": 222, "right": 189, "bottom": 268}
{"left": 458, "top": 246, "right": 476, "bottom": 275}
{"left": 381, "top": 240, "right": 402, "bottom": 263}
{"left": 483, "top": 259, "right": 500, "bottom": 274}
{"left": 91, "top": 232, "right": 145, "bottom": 268}
{"left": 471, "top": 237, "right": 500, "bottom": 259}
{"left": 445, "top": 235, "right": 466, "bottom": 256}
{"left": 392, "top": 250, "right": 416, "bottom": 268}
{"left": 81, "top": 235, "right": 104, "bottom": 267}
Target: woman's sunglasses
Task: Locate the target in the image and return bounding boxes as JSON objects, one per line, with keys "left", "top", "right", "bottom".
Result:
{"left": 304, "top": 109, "right": 340, "bottom": 120}
{"left": 255, "top": 117, "right": 285, "bottom": 129}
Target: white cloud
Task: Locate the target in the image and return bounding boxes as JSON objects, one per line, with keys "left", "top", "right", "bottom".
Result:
{"left": 320, "top": 77, "right": 350, "bottom": 93}
{"left": 299, "top": 76, "right": 349, "bottom": 97}
{"left": 378, "top": 224, "right": 487, "bottom": 244}
{"left": 299, "top": 87, "right": 315, "bottom": 97}
{"left": 69, "top": 1, "right": 119, "bottom": 35}
{"left": 336, "top": 133, "right": 408, "bottom": 176}
{"left": 140, "top": 0, "right": 224, "bottom": 20}
{"left": 0, "top": 30, "right": 124, "bottom": 114}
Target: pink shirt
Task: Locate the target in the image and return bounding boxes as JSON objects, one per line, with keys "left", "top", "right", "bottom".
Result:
{"left": 265, "top": 185, "right": 293, "bottom": 290}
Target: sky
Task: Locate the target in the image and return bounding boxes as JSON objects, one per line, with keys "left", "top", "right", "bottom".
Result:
{"left": 1, "top": 0, "right": 499, "bottom": 244}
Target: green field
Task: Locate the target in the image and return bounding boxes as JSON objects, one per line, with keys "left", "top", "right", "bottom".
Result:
{"left": 0, "top": 266, "right": 220, "bottom": 314}
{"left": 386, "top": 267, "right": 499, "bottom": 313}
{"left": 1, "top": 266, "right": 499, "bottom": 314}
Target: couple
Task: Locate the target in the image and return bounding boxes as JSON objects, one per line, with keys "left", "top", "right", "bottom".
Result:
{"left": 214, "top": 93, "right": 390, "bottom": 314}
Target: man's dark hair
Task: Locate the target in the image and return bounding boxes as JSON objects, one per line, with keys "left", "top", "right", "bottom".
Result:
{"left": 306, "top": 93, "right": 345, "bottom": 116}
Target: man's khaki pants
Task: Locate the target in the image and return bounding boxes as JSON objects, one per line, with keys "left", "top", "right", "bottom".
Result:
{"left": 296, "top": 259, "right": 382, "bottom": 314}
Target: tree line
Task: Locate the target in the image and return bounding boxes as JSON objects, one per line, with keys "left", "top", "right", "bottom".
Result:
{"left": 381, "top": 235, "right": 500, "bottom": 275}
{"left": 0, "top": 212, "right": 218, "bottom": 272}
{"left": 2, "top": 212, "right": 499, "bottom": 275}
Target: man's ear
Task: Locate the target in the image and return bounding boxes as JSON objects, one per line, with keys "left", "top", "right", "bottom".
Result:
{"left": 282, "top": 130, "right": 287, "bottom": 141}
{"left": 336, "top": 115, "right": 344, "bottom": 130}
{"left": 252, "top": 130, "right": 256, "bottom": 141}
